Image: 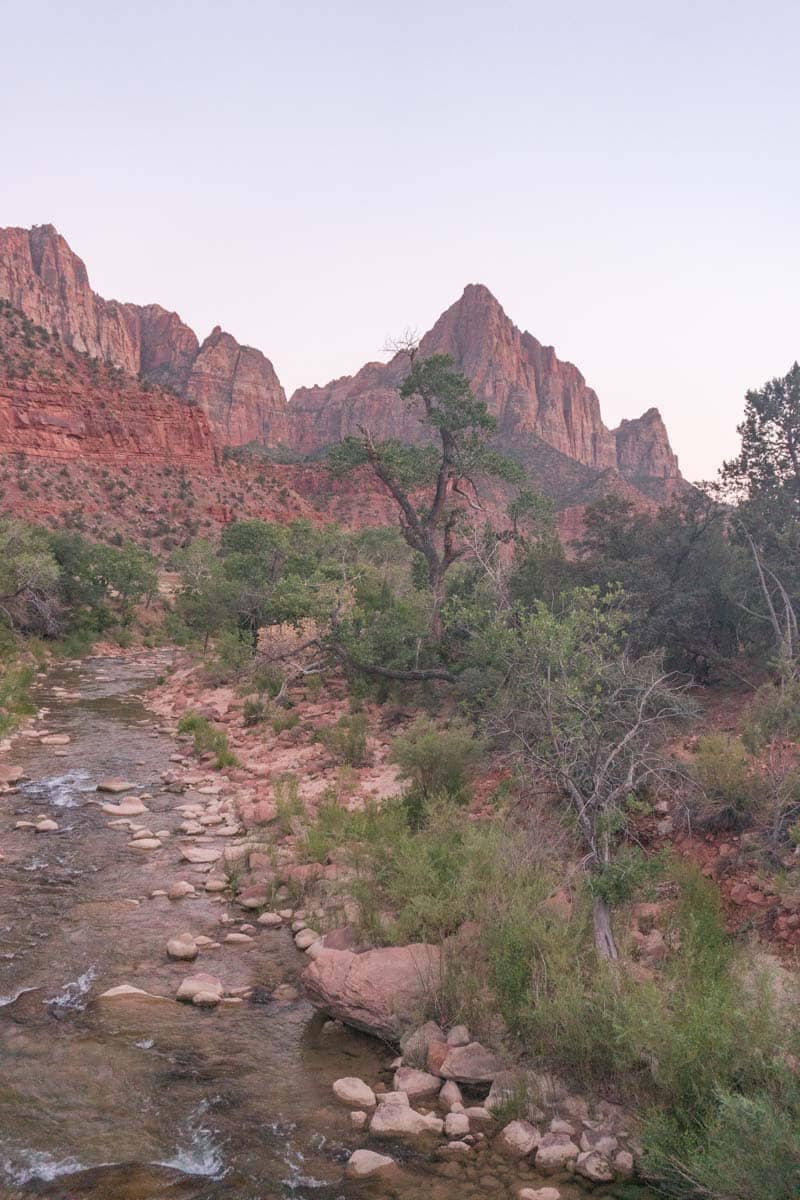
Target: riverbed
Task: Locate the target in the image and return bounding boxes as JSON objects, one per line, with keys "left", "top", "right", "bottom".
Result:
{"left": 0, "top": 655, "right": 634, "bottom": 1200}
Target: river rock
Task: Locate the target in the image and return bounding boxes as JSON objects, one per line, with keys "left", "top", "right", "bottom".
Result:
{"left": 0, "top": 765, "right": 24, "bottom": 784}
{"left": 294, "top": 928, "right": 320, "bottom": 951}
{"left": 176, "top": 973, "right": 224, "bottom": 1005}
{"left": 444, "top": 1112, "right": 470, "bottom": 1138}
{"left": 439, "top": 1080, "right": 463, "bottom": 1108}
{"left": 224, "top": 932, "right": 253, "bottom": 944}
{"left": 345, "top": 1149, "right": 396, "bottom": 1179}
{"left": 97, "top": 984, "right": 170, "bottom": 1004}
{"left": 614, "top": 1149, "right": 635, "bottom": 1176}
{"left": 446, "top": 1024, "right": 470, "bottom": 1046}
{"left": 35, "top": 819, "right": 59, "bottom": 832}
{"left": 393, "top": 1067, "right": 441, "bottom": 1100}
{"left": 40, "top": 733, "right": 71, "bottom": 745}
{"left": 440, "top": 1042, "right": 501, "bottom": 1084}
{"left": 166, "top": 933, "right": 198, "bottom": 961}
{"left": 97, "top": 778, "right": 138, "bottom": 793}
{"left": 575, "top": 1149, "right": 614, "bottom": 1183}
{"left": 400, "top": 1020, "right": 445, "bottom": 1068}
{"left": 257, "top": 911, "right": 282, "bottom": 927}
{"left": 369, "top": 1097, "right": 444, "bottom": 1138}
{"left": 496, "top": 1120, "right": 540, "bottom": 1157}
{"left": 350, "top": 1110, "right": 368, "bottom": 1130}
{"left": 535, "top": 1133, "right": 580, "bottom": 1172}
{"left": 128, "top": 838, "right": 162, "bottom": 850}
{"left": 302, "top": 944, "right": 441, "bottom": 1038}
{"left": 101, "top": 798, "right": 149, "bottom": 816}
{"left": 333, "top": 1077, "right": 376, "bottom": 1108}
{"left": 518, "top": 1189, "right": 562, "bottom": 1200}
{"left": 168, "top": 881, "right": 196, "bottom": 899}
{"left": 180, "top": 845, "right": 222, "bottom": 863}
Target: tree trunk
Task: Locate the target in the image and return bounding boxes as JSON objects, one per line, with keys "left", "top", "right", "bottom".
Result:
{"left": 429, "top": 565, "right": 445, "bottom": 638}
{"left": 592, "top": 896, "right": 619, "bottom": 960}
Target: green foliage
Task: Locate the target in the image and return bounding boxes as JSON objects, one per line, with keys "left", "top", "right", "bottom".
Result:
{"left": 692, "top": 734, "right": 755, "bottom": 831}
{"left": 743, "top": 675, "right": 800, "bottom": 752}
{"left": 273, "top": 772, "right": 303, "bottom": 832}
{"left": 390, "top": 716, "right": 484, "bottom": 808}
{"left": 271, "top": 709, "right": 299, "bottom": 733}
{"left": 0, "top": 660, "right": 36, "bottom": 735}
{"left": 176, "top": 711, "right": 238, "bottom": 769}
{"left": 318, "top": 712, "right": 369, "bottom": 766}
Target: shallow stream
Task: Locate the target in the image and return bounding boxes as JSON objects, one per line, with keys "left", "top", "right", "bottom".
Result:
{"left": 0, "top": 656, "right": 637, "bottom": 1200}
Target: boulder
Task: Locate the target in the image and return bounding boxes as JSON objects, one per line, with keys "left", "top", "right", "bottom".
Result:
{"left": 332, "top": 1077, "right": 376, "bottom": 1108}
{"left": 535, "top": 1133, "right": 579, "bottom": 1172}
{"left": 444, "top": 1112, "right": 470, "bottom": 1138}
{"left": 496, "top": 1119, "right": 540, "bottom": 1157}
{"left": 575, "top": 1150, "right": 614, "bottom": 1183}
{"left": 166, "top": 933, "right": 198, "bottom": 961}
{"left": 344, "top": 1149, "right": 396, "bottom": 1179}
{"left": 175, "top": 973, "right": 224, "bottom": 1006}
{"left": 393, "top": 1067, "right": 441, "bottom": 1100}
{"left": 369, "top": 1099, "right": 444, "bottom": 1138}
{"left": 302, "top": 944, "right": 441, "bottom": 1038}
{"left": 440, "top": 1041, "right": 501, "bottom": 1084}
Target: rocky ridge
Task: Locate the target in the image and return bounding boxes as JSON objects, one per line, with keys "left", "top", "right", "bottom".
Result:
{"left": 0, "top": 224, "right": 683, "bottom": 509}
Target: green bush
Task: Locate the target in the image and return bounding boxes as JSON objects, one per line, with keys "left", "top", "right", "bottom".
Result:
{"left": 176, "top": 711, "right": 238, "bottom": 769}
{"left": 692, "top": 734, "right": 755, "bottom": 830}
{"left": 390, "top": 717, "right": 484, "bottom": 809}
{"left": 743, "top": 675, "right": 800, "bottom": 753}
{"left": 318, "top": 712, "right": 369, "bottom": 766}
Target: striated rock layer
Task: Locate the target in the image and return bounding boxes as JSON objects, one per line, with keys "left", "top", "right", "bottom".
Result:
{"left": 0, "top": 223, "right": 683, "bottom": 504}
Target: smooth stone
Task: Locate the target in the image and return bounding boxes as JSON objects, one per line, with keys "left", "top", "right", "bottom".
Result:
{"left": 446, "top": 1024, "right": 471, "bottom": 1046}
{"left": 294, "top": 928, "right": 320, "bottom": 950}
{"left": 439, "top": 1081, "right": 463, "bottom": 1108}
{"left": 370, "top": 1102, "right": 443, "bottom": 1138}
{"left": 349, "top": 1110, "right": 369, "bottom": 1130}
{"left": 393, "top": 1067, "right": 441, "bottom": 1100}
{"left": 496, "top": 1120, "right": 540, "bottom": 1157}
{"left": 168, "top": 881, "right": 196, "bottom": 900}
{"left": 444, "top": 1112, "right": 470, "bottom": 1138}
{"left": 97, "top": 778, "right": 138, "bottom": 793}
{"left": 344, "top": 1149, "right": 396, "bottom": 1179}
{"left": 518, "top": 1189, "right": 562, "bottom": 1200}
{"left": 0, "top": 765, "right": 25, "bottom": 784}
{"left": 180, "top": 845, "right": 222, "bottom": 863}
{"left": 175, "top": 973, "right": 223, "bottom": 1004}
{"left": 101, "top": 799, "right": 148, "bottom": 816}
{"left": 97, "top": 984, "right": 169, "bottom": 1004}
{"left": 257, "top": 911, "right": 282, "bottom": 927}
{"left": 128, "top": 838, "right": 162, "bottom": 850}
{"left": 35, "top": 819, "right": 59, "bottom": 832}
{"left": 333, "top": 1077, "right": 377, "bottom": 1108}
{"left": 166, "top": 934, "right": 198, "bottom": 961}
{"left": 224, "top": 932, "right": 253, "bottom": 944}
{"left": 40, "top": 733, "right": 71, "bottom": 745}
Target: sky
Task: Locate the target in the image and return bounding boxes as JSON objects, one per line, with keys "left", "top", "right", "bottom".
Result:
{"left": 3, "top": 0, "right": 799, "bottom": 482}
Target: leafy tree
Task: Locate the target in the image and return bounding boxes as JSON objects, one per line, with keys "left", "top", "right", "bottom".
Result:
{"left": 489, "top": 588, "right": 693, "bottom": 958}
{"left": 0, "top": 519, "right": 61, "bottom": 635}
{"left": 328, "top": 353, "right": 523, "bottom": 636}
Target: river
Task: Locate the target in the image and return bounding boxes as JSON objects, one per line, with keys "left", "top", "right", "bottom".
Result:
{"left": 0, "top": 655, "right": 635, "bottom": 1200}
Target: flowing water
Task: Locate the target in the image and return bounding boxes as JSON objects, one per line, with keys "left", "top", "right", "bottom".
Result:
{"left": 0, "top": 656, "right": 631, "bottom": 1200}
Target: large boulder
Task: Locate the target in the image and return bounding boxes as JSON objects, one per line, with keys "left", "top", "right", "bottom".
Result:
{"left": 302, "top": 944, "right": 441, "bottom": 1038}
{"left": 440, "top": 1041, "right": 501, "bottom": 1084}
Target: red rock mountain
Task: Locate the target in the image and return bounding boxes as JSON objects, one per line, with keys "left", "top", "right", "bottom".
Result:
{"left": 0, "top": 224, "right": 682, "bottom": 505}
{"left": 0, "top": 224, "right": 287, "bottom": 448}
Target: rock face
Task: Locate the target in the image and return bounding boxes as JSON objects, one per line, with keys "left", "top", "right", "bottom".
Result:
{"left": 301, "top": 944, "right": 441, "bottom": 1038}
{"left": 0, "top": 224, "right": 286, "bottom": 448}
{"left": 0, "top": 224, "right": 683, "bottom": 506}
{"left": 290, "top": 284, "right": 682, "bottom": 499}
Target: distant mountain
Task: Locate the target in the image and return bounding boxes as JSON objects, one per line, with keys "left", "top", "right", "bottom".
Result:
{"left": 0, "top": 224, "right": 682, "bottom": 505}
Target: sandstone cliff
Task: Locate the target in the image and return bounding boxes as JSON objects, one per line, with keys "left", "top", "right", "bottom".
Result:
{"left": 0, "top": 224, "right": 682, "bottom": 505}
{"left": 290, "top": 284, "right": 682, "bottom": 498}
{"left": 0, "top": 225, "right": 286, "bottom": 447}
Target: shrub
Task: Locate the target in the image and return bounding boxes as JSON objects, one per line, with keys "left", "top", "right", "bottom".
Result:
{"left": 272, "top": 710, "right": 299, "bottom": 733}
{"left": 692, "top": 734, "right": 755, "bottom": 831}
{"left": 176, "top": 711, "right": 238, "bottom": 770}
{"left": 318, "top": 712, "right": 369, "bottom": 766}
{"left": 273, "top": 773, "right": 303, "bottom": 832}
{"left": 242, "top": 697, "right": 266, "bottom": 727}
{"left": 390, "top": 717, "right": 484, "bottom": 806}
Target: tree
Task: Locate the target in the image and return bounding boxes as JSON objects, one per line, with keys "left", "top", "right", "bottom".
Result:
{"left": 328, "top": 353, "right": 523, "bottom": 636}
{"left": 490, "top": 588, "right": 692, "bottom": 959}
{"left": 719, "top": 364, "right": 800, "bottom": 669}
{"left": 0, "top": 520, "right": 62, "bottom": 636}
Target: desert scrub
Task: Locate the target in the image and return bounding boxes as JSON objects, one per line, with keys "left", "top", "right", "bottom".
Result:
{"left": 692, "top": 734, "right": 756, "bottom": 831}
{"left": 242, "top": 697, "right": 266, "bottom": 727}
{"left": 176, "top": 711, "right": 238, "bottom": 769}
{"left": 318, "top": 712, "right": 369, "bottom": 766}
{"left": 390, "top": 716, "right": 485, "bottom": 805}
{"left": 272, "top": 710, "right": 299, "bottom": 733}
{"left": 0, "top": 660, "right": 36, "bottom": 735}
{"left": 273, "top": 772, "right": 304, "bottom": 832}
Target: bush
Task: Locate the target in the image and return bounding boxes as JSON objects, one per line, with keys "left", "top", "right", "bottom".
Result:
{"left": 272, "top": 710, "right": 299, "bottom": 734}
{"left": 242, "top": 697, "right": 266, "bottom": 727}
{"left": 176, "top": 711, "right": 238, "bottom": 770}
{"left": 390, "top": 717, "right": 484, "bottom": 807}
{"left": 692, "top": 734, "right": 755, "bottom": 831}
{"left": 318, "top": 712, "right": 369, "bottom": 766}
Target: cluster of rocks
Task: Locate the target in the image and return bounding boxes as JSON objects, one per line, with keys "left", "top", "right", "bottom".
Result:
{"left": 332, "top": 1019, "right": 638, "bottom": 1190}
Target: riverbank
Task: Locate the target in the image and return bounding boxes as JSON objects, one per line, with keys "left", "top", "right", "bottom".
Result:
{"left": 0, "top": 652, "right": 642, "bottom": 1200}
